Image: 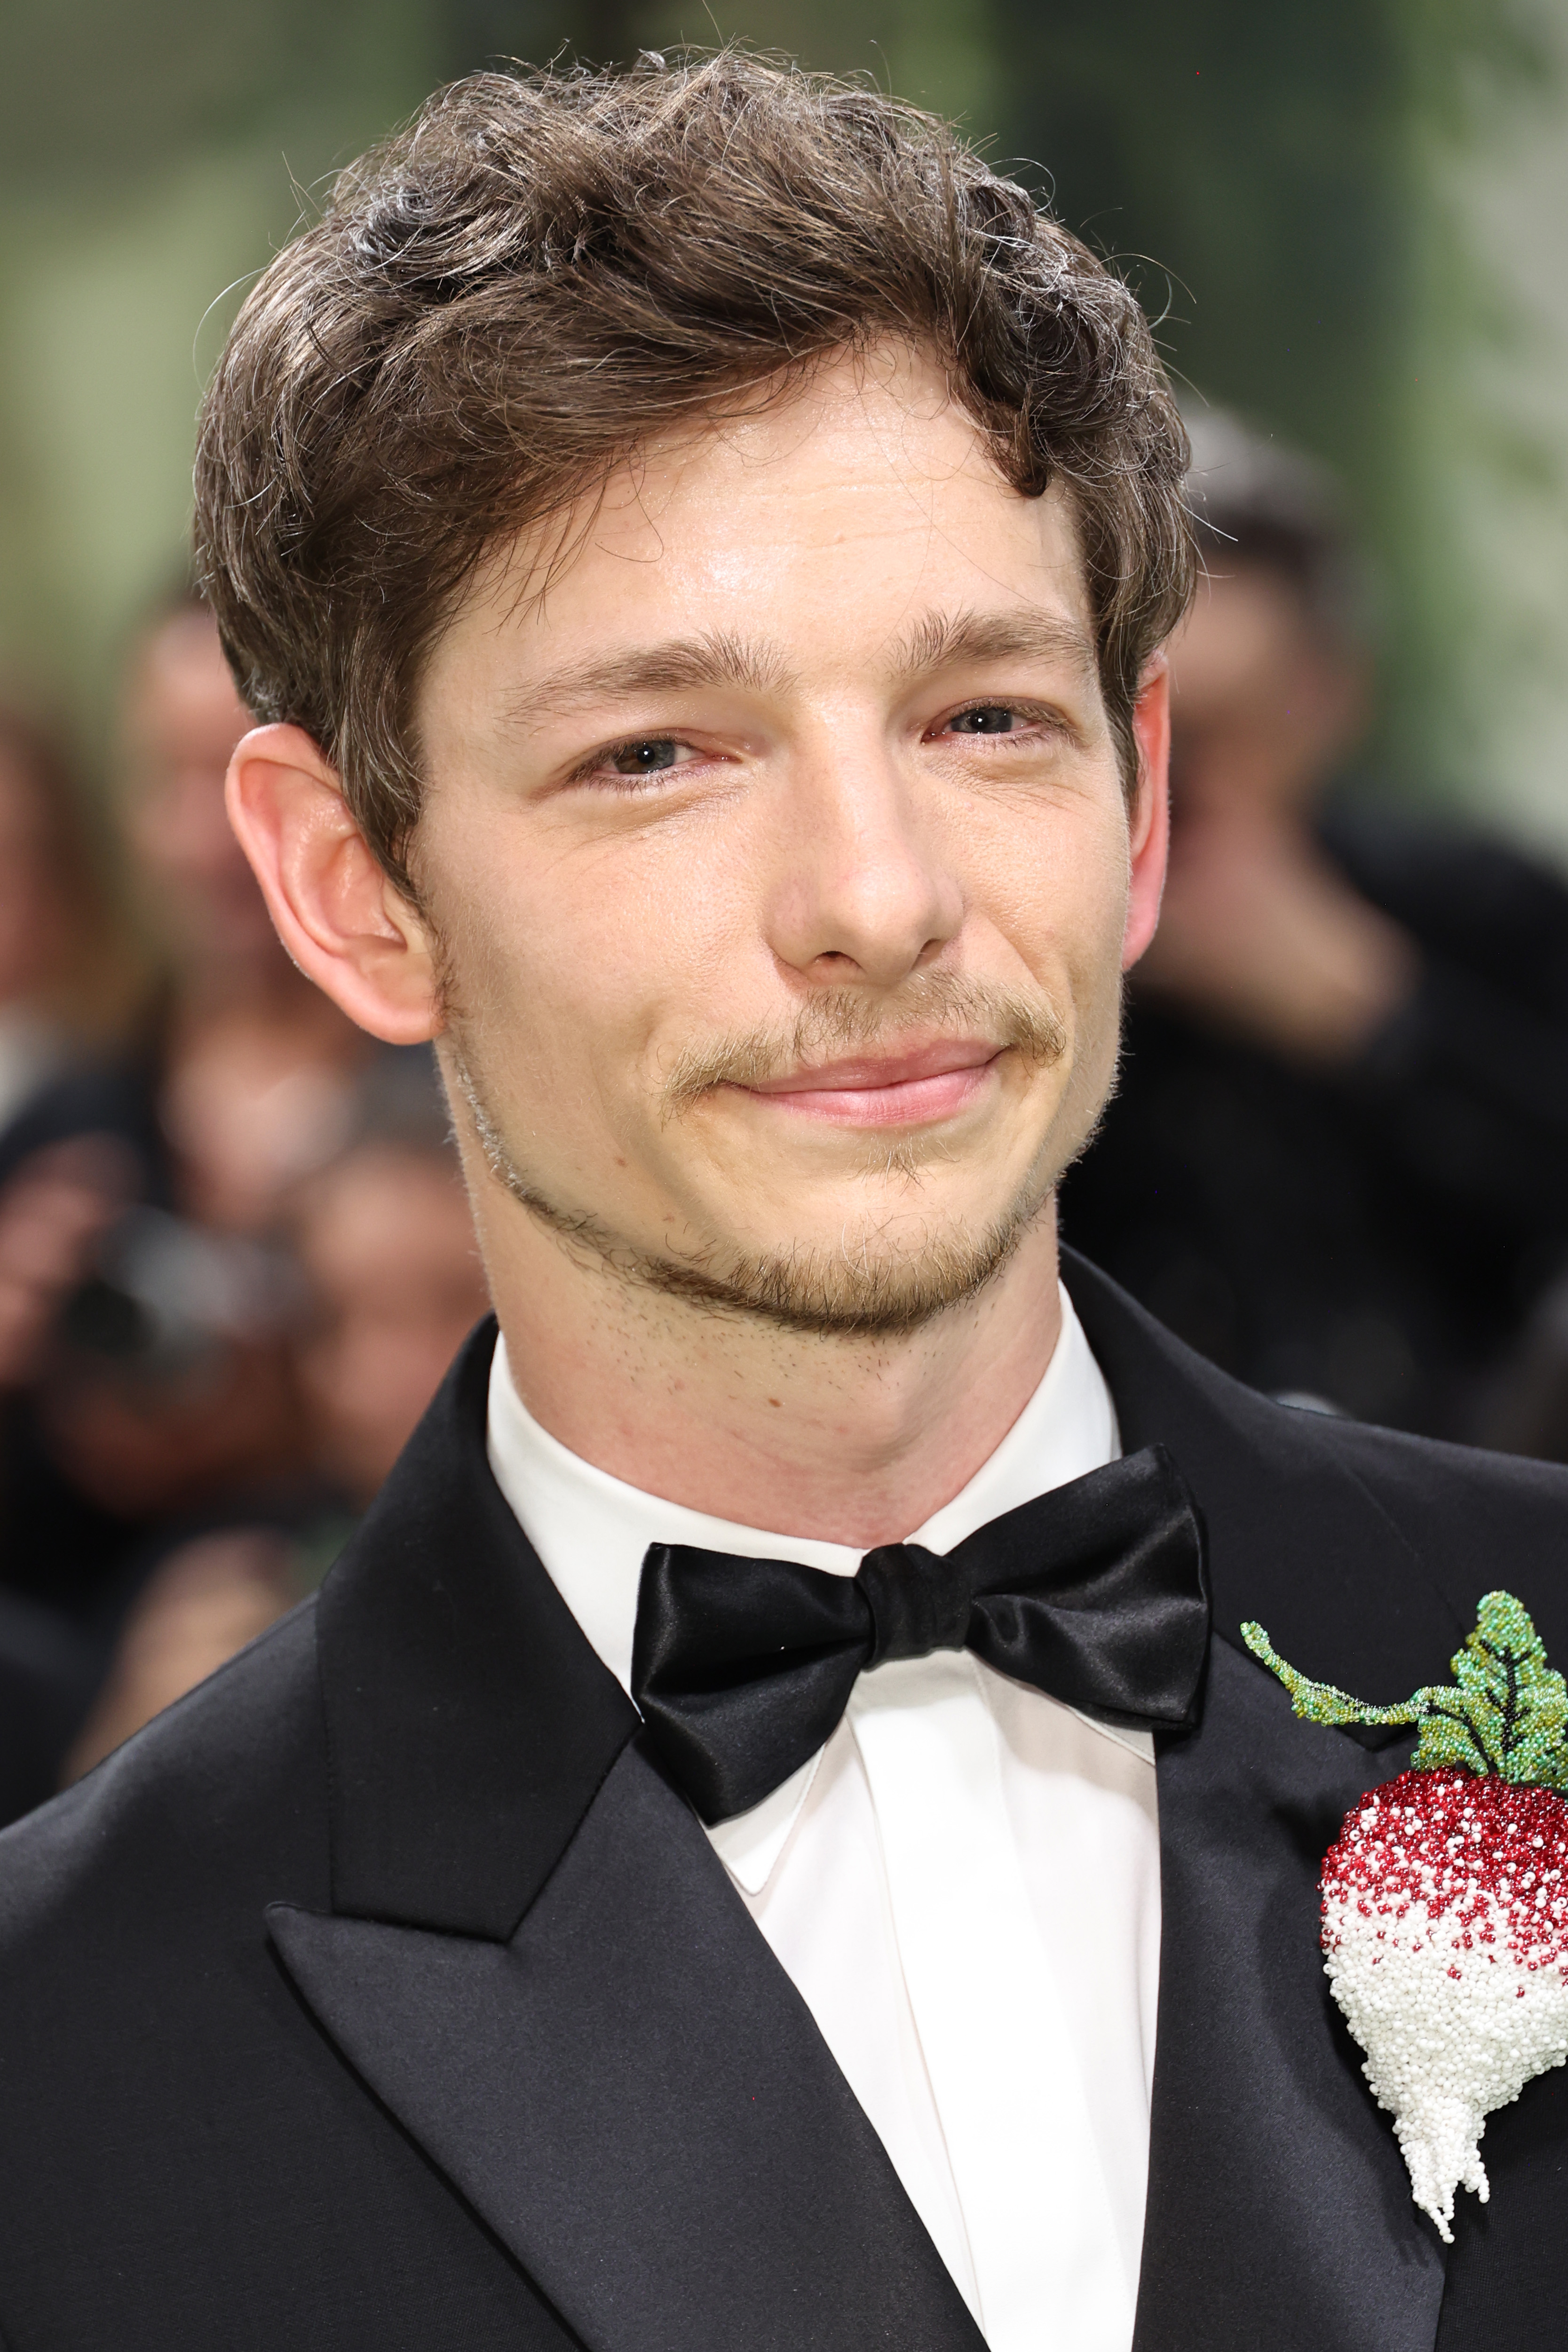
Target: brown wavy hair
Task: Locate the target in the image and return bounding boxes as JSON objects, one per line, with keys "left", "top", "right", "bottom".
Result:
{"left": 194, "top": 51, "right": 1193, "bottom": 894}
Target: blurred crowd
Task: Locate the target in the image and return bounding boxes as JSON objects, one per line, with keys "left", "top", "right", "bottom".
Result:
{"left": 5, "top": 403, "right": 1568, "bottom": 1820}
{"left": 0, "top": 597, "right": 489, "bottom": 1821}
{"left": 1064, "top": 408, "right": 1568, "bottom": 1452}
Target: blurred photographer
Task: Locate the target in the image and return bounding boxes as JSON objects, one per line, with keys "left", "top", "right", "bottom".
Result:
{"left": 1064, "top": 409, "right": 1568, "bottom": 1438}
{"left": 0, "top": 704, "right": 124, "bottom": 1127}
{"left": 0, "top": 594, "right": 371, "bottom": 1633}
{"left": 63, "top": 1063, "right": 488, "bottom": 1780}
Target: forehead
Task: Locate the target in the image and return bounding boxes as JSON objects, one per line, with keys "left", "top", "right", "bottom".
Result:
{"left": 423, "top": 342, "right": 1093, "bottom": 711}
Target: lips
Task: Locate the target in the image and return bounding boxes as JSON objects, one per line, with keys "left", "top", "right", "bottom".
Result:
{"left": 737, "top": 1038, "right": 1004, "bottom": 1127}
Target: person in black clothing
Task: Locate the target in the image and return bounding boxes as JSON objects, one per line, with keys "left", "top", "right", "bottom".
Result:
{"left": 0, "top": 595, "right": 372, "bottom": 1639}
{"left": 1061, "top": 409, "right": 1568, "bottom": 1440}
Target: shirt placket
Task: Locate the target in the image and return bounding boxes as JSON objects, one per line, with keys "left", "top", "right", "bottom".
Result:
{"left": 848, "top": 1652, "right": 1135, "bottom": 2352}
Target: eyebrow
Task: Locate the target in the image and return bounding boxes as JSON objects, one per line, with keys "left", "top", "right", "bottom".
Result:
{"left": 503, "top": 632, "right": 795, "bottom": 730}
{"left": 505, "top": 604, "right": 1095, "bottom": 733}
{"left": 889, "top": 606, "right": 1097, "bottom": 685}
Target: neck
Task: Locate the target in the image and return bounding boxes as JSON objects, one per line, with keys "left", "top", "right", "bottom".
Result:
{"left": 478, "top": 1192, "right": 1064, "bottom": 1548}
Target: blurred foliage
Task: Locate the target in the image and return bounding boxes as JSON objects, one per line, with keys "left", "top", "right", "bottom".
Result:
{"left": 1392, "top": 0, "right": 1568, "bottom": 828}
{"left": 0, "top": 0, "right": 439, "bottom": 765}
{"left": 982, "top": 0, "right": 1565, "bottom": 811}
{"left": 451, "top": 0, "right": 1568, "bottom": 817}
{"left": 0, "top": 0, "right": 1564, "bottom": 834}
{"left": 996, "top": 6, "right": 1408, "bottom": 511}
{"left": 0, "top": 0, "right": 428, "bottom": 197}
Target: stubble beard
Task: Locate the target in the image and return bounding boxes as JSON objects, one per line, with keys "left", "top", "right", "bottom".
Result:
{"left": 449, "top": 972, "right": 1079, "bottom": 1341}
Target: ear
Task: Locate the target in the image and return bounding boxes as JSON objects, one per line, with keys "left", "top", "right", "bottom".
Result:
{"left": 1121, "top": 659, "right": 1171, "bottom": 972}
{"left": 226, "top": 725, "right": 441, "bottom": 1044}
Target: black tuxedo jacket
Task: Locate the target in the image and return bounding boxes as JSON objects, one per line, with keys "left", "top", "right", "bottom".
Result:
{"left": 3, "top": 1253, "right": 1568, "bottom": 2350}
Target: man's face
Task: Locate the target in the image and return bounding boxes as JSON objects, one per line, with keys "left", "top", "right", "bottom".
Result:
{"left": 412, "top": 343, "right": 1153, "bottom": 1333}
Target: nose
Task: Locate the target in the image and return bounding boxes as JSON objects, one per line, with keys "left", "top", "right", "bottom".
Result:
{"left": 764, "top": 730, "right": 964, "bottom": 989}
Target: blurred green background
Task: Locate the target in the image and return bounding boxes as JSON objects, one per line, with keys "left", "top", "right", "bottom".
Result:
{"left": 2, "top": 0, "right": 1566, "bottom": 847}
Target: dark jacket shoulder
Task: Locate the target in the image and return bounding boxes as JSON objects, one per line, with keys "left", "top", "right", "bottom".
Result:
{"left": 0, "top": 1597, "right": 327, "bottom": 1962}
{"left": 0, "top": 1594, "right": 571, "bottom": 2349}
{"left": 1066, "top": 1247, "right": 1568, "bottom": 1686}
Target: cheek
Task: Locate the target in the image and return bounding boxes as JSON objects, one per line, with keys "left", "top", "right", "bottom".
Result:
{"left": 972, "top": 800, "right": 1131, "bottom": 1008}
{"left": 439, "top": 829, "right": 700, "bottom": 1117}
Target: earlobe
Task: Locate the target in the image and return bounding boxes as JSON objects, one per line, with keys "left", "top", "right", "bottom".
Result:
{"left": 225, "top": 725, "right": 442, "bottom": 1044}
{"left": 1121, "top": 662, "right": 1171, "bottom": 972}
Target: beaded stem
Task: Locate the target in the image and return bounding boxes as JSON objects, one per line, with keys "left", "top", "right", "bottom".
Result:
{"left": 1242, "top": 1590, "right": 1568, "bottom": 1792}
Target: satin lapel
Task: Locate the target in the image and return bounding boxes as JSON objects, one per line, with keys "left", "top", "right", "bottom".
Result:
{"left": 304, "top": 1334, "right": 976, "bottom": 2349}
{"left": 271, "top": 1739, "right": 984, "bottom": 2352}
{"left": 1061, "top": 1253, "right": 1453, "bottom": 2351}
{"left": 313, "top": 1318, "right": 639, "bottom": 1939}
{"left": 1062, "top": 1248, "right": 1469, "bottom": 1686}
{"left": 1132, "top": 1642, "right": 1444, "bottom": 2351}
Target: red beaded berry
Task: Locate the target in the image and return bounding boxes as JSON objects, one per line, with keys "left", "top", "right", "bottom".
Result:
{"left": 1244, "top": 1593, "right": 1568, "bottom": 2240}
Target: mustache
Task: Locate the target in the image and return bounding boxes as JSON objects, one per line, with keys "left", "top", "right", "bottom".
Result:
{"left": 660, "top": 974, "right": 1067, "bottom": 1116}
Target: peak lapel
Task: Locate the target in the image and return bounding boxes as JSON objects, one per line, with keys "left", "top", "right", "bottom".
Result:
{"left": 1064, "top": 1254, "right": 1449, "bottom": 2352}
{"left": 315, "top": 1317, "right": 638, "bottom": 1936}
{"left": 291, "top": 1320, "right": 982, "bottom": 2352}
{"left": 1135, "top": 1644, "right": 1443, "bottom": 2352}
{"left": 273, "top": 1743, "right": 982, "bottom": 2352}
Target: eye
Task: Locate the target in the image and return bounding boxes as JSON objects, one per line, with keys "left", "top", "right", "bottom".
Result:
{"left": 609, "top": 737, "right": 683, "bottom": 776}
{"left": 567, "top": 733, "right": 706, "bottom": 791}
{"left": 943, "top": 704, "right": 1021, "bottom": 737}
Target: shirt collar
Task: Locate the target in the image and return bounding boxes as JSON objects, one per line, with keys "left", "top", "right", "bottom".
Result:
{"left": 485, "top": 1281, "right": 1120, "bottom": 1699}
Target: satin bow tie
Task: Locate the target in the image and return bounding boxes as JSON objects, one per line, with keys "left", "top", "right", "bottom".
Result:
{"left": 631, "top": 1443, "right": 1210, "bottom": 1825}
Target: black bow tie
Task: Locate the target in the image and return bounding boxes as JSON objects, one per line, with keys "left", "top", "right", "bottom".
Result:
{"left": 631, "top": 1444, "right": 1210, "bottom": 1824}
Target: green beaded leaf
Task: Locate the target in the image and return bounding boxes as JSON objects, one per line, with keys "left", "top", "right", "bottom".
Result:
{"left": 1241, "top": 1591, "right": 1568, "bottom": 1792}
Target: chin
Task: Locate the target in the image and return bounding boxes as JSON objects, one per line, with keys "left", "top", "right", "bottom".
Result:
{"left": 636, "top": 1181, "right": 1055, "bottom": 1339}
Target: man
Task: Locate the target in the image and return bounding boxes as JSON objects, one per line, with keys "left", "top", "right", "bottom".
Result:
{"left": 1063, "top": 410, "right": 1568, "bottom": 1440}
{"left": 0, "top": 55, "right": 1563, "bottom": 2352}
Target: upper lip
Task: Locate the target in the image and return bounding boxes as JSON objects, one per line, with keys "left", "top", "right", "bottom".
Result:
{"left": 743, "top": 1037, "right": 1003, "bottom": 1094}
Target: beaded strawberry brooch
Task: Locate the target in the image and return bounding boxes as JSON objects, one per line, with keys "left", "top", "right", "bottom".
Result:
{"left": 1242, "top": 1592, "right": 1568, "bottom": 2242}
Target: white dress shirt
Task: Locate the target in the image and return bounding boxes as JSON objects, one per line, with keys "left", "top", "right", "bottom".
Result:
{"left": 487, "top": 1286, "right": 1159, "bottom": 2350}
